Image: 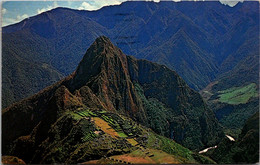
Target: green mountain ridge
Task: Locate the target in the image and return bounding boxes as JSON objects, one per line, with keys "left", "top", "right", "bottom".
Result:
{"left": 200, "top": 81, "right": 259, "bottom": 137}
{"left": 2, "top": 36, "right": 223, "bottom": 164}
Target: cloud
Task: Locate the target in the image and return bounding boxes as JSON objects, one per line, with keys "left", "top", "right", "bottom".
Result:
{"left": 2, "top": 14, "right": 29, "bottom": 26}
{"left": 2, "top": 8, "right": 7, "bottom": 15}
{"left": 3, "top": 18, "right": 16, "bottom": 26}
{"left": 219, "top": 0, "right": 243, "bottom": 7}
{"left": 17, "top": 14, "right": 29, "bottom": 20}
{"left": 78, "top": 2, "right": 98, "bottom": 10}
{"left": 37, "top": 1, "right": 58, "bottom": 14}
{"left": 145, "top": 0, "right": 160, "bottom": 2}
{"left": 78, "top": 0, "right": 124, "bottom": 11}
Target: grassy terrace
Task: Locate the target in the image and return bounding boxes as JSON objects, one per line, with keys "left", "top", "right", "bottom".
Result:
{"left": 68, "top": 108, "right": 215, "bottom": 164}
{"left": 217, "top": 83, "right": 258, "bottom": 105}
{"left": 93, "top": 117, "right": 120, "bottom": 139}
{"left": 71, "top": 108, "right": 139, "bottom": 146}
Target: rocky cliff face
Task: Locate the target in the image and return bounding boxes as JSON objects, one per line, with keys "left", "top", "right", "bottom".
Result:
{"left": 67, "top": 37, "right": 145, "bottom": 119}
{"left": 2, "top": 37, "right": 224, "bottom": 163}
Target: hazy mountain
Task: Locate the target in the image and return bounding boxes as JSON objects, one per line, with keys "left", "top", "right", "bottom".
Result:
{"left": 2, "top": 37, "right": 223, "bottom": 164}
{"left": 2, "top": 8, "right": 108, "bottom": 108}
{"left": 3, "top": 1, "right": 258, "bottom": 108}
{"left": 200, "top": 23, "right": 259, "bottom": 134}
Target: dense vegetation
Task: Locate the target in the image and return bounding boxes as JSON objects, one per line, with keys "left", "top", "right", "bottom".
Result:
{"left": 217, "top": 83, "right": 258, "bottom": 105}
{"left": 201, "top": 81, "right": 259, "bottom": 137}
{"left": 205, "top": 112, "right": 259, "bottom": 164}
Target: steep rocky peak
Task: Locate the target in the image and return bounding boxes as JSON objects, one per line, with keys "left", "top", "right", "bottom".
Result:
{"left": 85, "top": 36, "right": 125, "bottom": 59}
{"left": 91, "top": 36, "right": 112, "bottom": 51}
{"left": 68, "top": 36, "right": 129, "bottom": 91}
{"left": 65, "top": 36, "right": 141, "bottom": 116}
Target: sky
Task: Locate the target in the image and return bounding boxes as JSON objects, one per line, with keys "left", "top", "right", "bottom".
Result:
{"left": 1, "top": 0, "right": 245, "bottom": 27}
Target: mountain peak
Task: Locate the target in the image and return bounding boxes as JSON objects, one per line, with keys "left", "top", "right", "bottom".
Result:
{"left": 68, "top": 36, "right": 128, "bottom": 92}
{"left": 67, "top": 36, "right": 140, "bottom": 115}
{"left": 85, "top": 35, "right": 123, "bottom": 59}
{"left": 92, "top": 35, "right": 114, "bottom": 49}
{"left": 95, "top": 35, "right": 111, "bottom": 44}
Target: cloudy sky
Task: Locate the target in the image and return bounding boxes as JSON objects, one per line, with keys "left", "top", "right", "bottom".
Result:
{"left": 1, "top": 0, "right": 244, "bottom": 27}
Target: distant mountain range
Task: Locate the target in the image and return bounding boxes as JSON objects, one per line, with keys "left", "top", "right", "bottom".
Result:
{"left": 2, "top": 37, "right": 222, "bottom": 164}
{"left": 2, "top": 1, "right": 259, "bottom": 109}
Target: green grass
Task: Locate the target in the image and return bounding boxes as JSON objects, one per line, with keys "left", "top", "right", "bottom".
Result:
{"left": 72, "top": 109, "right": 139, "bottom": 141}
{"left": 74, "top": 108, "right": 99, "bottom": 118}
{"left": 218, "top": 83, "right": 258, "bottom": 105}
{"left": 82, "top": 131, "right": 96, "bottom": 141}
{"left": 118, "top": 132, "right": 128, "bottom": 138}
{"left": 77, "top": 111, "right": 91, "bottom": 117}
{"left": 146, "top": 132, "right": 196, "bottom": 163}
{"left": 145, "top": 132, "right": 217, "bottom": 164}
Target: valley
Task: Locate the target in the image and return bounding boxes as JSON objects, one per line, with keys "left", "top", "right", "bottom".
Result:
{"left": 201, "top": 81, "right": 259, "bottom": 138}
